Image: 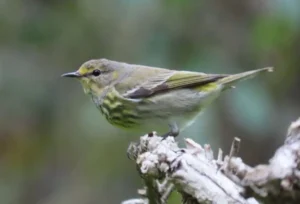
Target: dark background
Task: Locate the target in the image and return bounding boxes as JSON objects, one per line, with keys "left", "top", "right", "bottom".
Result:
{"left": 0, "top": 0, "right": 299, "bottom": 203}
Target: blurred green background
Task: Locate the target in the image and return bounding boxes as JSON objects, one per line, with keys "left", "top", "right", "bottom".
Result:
{"left": 0, "top": 0, "right": 300, "bottom": 203}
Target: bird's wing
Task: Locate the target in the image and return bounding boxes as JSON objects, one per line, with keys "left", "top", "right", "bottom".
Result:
{"left": 123, "top": 71, "right": 227, "bottom": 99}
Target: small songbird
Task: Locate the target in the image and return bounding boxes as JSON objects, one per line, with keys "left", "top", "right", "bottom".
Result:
{"left": 62, "top": 59, "right": 273, "bottom": 137}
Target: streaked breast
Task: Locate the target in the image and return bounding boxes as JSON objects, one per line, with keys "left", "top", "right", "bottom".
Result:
{"left": 94, "top": 91, "right": 141, "bottom": 129}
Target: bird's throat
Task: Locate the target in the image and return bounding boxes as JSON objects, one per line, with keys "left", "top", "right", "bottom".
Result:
{"left": 80, "top": 79, "right": 104, "bottom": 97}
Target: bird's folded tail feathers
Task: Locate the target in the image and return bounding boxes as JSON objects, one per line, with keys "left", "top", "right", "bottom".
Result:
{"left": 217, "top": 67, "right": 273, "bottom": 90}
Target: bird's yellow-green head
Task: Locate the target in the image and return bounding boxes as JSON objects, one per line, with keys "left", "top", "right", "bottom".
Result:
{"left": 62, "top": 59, "right": 121, "bottom": 95}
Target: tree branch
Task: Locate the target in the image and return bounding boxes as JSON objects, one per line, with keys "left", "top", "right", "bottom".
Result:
{"left": 123, "top": 118, "right": 300, "bottom": 204}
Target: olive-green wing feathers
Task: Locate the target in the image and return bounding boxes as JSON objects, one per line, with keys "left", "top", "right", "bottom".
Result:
{"left": 124, "top": 71, "right": 226, "bottom": 99}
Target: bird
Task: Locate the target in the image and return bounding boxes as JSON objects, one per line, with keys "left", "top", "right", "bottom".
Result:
{"left": 62, "top": 58, "right": 273, "bottom": 137}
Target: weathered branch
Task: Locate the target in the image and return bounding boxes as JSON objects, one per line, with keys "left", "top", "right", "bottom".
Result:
{"left": 122, "top": 118, "right": 300, "bottom": 204}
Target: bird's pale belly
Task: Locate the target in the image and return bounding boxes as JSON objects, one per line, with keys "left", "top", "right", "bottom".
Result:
{"left": 99, "top": 104, "right": 200, "bottom": 135}
{"left": 136, "top": 111, "right": 202, "bottom": 135}
{"left": 94, "top": 87, "right": 222, "bottom": 135}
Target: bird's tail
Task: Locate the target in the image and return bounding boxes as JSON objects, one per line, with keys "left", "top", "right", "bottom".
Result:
{"left": 217, "top": 67, "right": 273, "bottom": 90}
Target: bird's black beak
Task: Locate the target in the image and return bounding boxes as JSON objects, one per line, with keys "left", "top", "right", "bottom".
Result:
{"left": 61, "top": 71, "right": 81, "bottom": 78}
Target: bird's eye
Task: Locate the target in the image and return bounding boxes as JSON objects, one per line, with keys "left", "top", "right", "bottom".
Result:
{"left": 92, "top": 69, "right": 101, "bottom": 76}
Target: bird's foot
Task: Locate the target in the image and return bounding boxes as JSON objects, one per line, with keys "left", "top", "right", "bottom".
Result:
{"left": 161, "top": 123, "right": 179, "bottom": 140}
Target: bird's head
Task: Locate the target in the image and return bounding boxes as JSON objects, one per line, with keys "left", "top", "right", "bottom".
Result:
{"left": 62, "top": 59, "right": 121, "bottom": 95}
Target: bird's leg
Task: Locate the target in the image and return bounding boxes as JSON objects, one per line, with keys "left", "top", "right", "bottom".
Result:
{"left": 162, "top": 122, "right": 179, "bottom": 139}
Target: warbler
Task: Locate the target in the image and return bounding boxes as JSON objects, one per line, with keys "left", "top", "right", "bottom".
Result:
{"left": 62, "top": 59, "right": 273, "bottom": 137}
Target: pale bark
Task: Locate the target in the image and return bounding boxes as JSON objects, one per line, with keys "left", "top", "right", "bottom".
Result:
{"left": 123, "top": 118, "right": 300, "bottom": 204}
